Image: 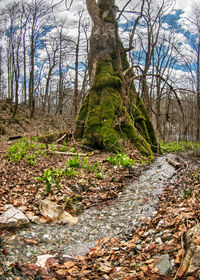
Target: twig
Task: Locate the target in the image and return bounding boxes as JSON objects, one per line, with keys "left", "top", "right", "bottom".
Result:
{"left": 47, "top": 151, "right": 87, "bottom": 156}
{"left": 55, "top": 134, "right": 67, "bottom": 144}
{"left": 173, "top": 232, "right": 185, "bottom": 280}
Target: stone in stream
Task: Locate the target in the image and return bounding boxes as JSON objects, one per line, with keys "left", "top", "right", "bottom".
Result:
{"left": 39, "top": 199, "right": 78, "bottom": 225}
{"left": 181, "top": 224, "right": 200, "bottom": 275}
{"left": 36, "top": 254, "right": 56, "bottom": 268}
{"left": 0, "top": 204, "right": 30, "bottom": 228}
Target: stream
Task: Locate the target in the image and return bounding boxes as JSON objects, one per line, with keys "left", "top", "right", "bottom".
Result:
{"left": 0, "top": 154, "right": 177, "bottom": 277}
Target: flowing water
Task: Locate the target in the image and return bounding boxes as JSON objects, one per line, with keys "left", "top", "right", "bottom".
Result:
{"left": 0, "top": 154, "right": 177, "bottom": 277}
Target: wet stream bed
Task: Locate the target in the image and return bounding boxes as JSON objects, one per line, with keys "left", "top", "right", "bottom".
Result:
{"left": 0, "top": 154, "right": 178, "bottom": 277}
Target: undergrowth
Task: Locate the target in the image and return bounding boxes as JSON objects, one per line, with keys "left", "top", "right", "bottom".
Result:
{"left": 6, "top": 138, "right": 46, "bottom": 165}
{"left": 160, "top": 141, "right": 200, "bottom": 153}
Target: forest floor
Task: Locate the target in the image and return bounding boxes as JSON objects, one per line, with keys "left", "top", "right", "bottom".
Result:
{"left": 0, "top": 102, "right": 200, "bottom": 279}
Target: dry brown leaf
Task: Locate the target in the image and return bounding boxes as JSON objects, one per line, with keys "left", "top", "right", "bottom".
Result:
{"left": 68, "top": 265, "right": 80, "bottom": 276}
{"left": 98, "top": 262, "right": 112, "bottom": 273}
{"left": 175, "top": 249, "right": 185, "bottom": 264}
{"left": 140, "top": 264, "right": 148, "bottom": 273}
{"left": 194, "top": 237, "right": 200, "bottom": 245}
{"left": 55, "top": 269, "right": 68, "bottom": 276}
{"left": 146, "top": 243, "right": 156, "bottom": 251}
{"left": 63, "top": 260, "right": 74, "bottom": 269}
{"left": 24, "top": 238, "right": 39, "bottom": 245}
{"left": 178, "top": 265, "right": 187, "bottom": 277}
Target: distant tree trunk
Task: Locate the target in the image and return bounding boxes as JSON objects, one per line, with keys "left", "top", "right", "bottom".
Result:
{"left": 74, "top": 0, "right": 159, "bottom": 155}
{"left": 73, "top": 12, "right": 82, "bottom": 121}
{"left": 23, "top": 32, "right": 27, "bottom": 104}
{"left": 196, "top": 38, "right": 200, "bottom": 141}
{"left": 29, "top": 30, "right": 35, "bottom": 118}
{"left": 57, "top": 33, "right": 64, "bottom": 116}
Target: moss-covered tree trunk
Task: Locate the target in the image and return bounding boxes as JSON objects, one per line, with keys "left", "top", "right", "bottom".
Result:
{"left": 74, "top": 0, "right": 160, "bottom": 156}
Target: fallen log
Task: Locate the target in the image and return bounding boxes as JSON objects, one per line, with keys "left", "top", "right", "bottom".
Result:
{"left": 166, "top": 157, "right": 184, "bottom": 169}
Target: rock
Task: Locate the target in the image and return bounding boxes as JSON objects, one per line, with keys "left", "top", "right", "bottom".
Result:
{"left": 0, "top": 205, "right": 30, "bottom": 228}
{"left": 155, "top": 237, "right": 163, "bottom": 245}
{"left": 55, "top": 211, "right": 78, "bottom": 225}
{"left": 36, "top": 254, "right": 55, "bottom": 268}
{"left": 39, "top": 199, "right": 78, "bottom": 225}
{"left": 155, "top": 254, "right": 171, "bottom": 275}
{"left": 25, "top": 211, "right": 40, "bottom": 223}
{"left": 39, "top": 199, "right": 63, "bottom": 220}
{"left": 182, "top": 224, "right": 200, "bottom": 274}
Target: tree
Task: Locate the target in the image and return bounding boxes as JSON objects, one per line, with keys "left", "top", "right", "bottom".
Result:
{"left": 74, "top": 0, "right": 159, "bottom": 156}
{"left": 24, "top": 0, "right": 53, "bottom": 117}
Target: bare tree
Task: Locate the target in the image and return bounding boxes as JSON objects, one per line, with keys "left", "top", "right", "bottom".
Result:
{"left": 24, "top": 0, "right": 53, "bottom": 117}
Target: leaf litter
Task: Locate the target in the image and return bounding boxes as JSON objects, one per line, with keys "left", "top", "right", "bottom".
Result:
{"left": 0, "top": 139, "right": 200, "bottom": 279}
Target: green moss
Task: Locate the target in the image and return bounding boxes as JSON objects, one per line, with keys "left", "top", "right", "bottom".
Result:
{"left": 74, "top": 95, "right": 89, "bottom": 139}
{"left": 103, "top": 17, "right": 114, "bottom": 23}
{"left": 0, "top": 125, "right": 6, "bottom": 135}
{"left": 65, "top": 197, "right": 74, "bottom": 210}
{"left": 75, "top": 56, "right": 157, "bottom": 156}
{"left": 137, "top": 97, "right": 161, "bottom": 153}
{"left": 82, "top": 87, "right": 122, "bottom": 151}
{"left": 121, "top": 108, "right": 153, "bottom": 157}
{"left": 38, "top": 132, "right": 67, "bottom": 144}
{"left": 93, "top": 58, "right": 121, "bottom": 91}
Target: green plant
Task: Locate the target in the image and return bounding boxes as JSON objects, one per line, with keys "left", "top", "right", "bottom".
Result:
{"left": 106, "top": 152, "right": 135, "bottom": 168}
{"left": 35, "top": 168, "right": 61, "bottom": 193}
{"left": 82, "top": 156, "right": 88, "bottom": 167}
{"left": 160, "top": 141, "right": 200, "bottom": 153}
{"left": 87, "top": 161, "right": 101, "bottom": 173}
{"left": 182, "top": 188, "right": 193, "bottom": 200}
{"left": 49, "top": 143, "right": 56, "bottom": 154}
{"left": 194, "top": 168, "right": 199, "bottom": 180}
{"left": 7, "top": 138, "right": 29, "bottom": 162}
{"left": 6, "top": 138, "right": 46, "bottom": 164}
{"left": 66, "top": 154, "right": 81, "bottom": 168}
{"left": 64, "top": 167, "right": 80, "bottom": 177}
{"left": 69, "top": 147, "right": 76, "bottom": 153}
{"left": 96, "top": 172, "right": 103, "bottom": 180}
{"left": 60, "top": 144, "right": 68, "bottom": 152}
{"left": 25, "top": 154, "right": 36, "bottom": 165}
{"left": 140, "top": 157, "right": 151, "bottom": 165}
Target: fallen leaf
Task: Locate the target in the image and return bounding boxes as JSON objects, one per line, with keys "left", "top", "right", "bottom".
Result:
{"left": 55, "top": 269, "right": 68, "bottom": 276}
{"left": 63, "top": 260, "right": 74, "bottom": 269}
{"left": 68, "top": 265, "right": 80, "bottom": 276}
{"left": 24, "top": 238, "right": 39, "bottom": 245}
{"left": 178, "top": 265, "right": 187, "bottom": 277}
{"left": 140, "top": 264, "right": 148, "bottom": 273}
{"left": 175, "top": 249, "right": 185, "bottom": 264}
{"left": 146, "top": 243, "right": 156, "bottom": 251}
{"left": 194, "top": 238, "right": 200, "bottom": 245}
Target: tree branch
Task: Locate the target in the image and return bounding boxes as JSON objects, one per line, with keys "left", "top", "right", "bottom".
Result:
{"left": 86, "top": 0, "right": 100, "bottom": 24}
{"left": 130, "top": 73, "right": 185, "bottom": 117}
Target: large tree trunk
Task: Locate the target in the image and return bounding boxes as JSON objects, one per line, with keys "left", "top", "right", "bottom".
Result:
{"left": 74, "top": 0, "right": 159, "bottom": 156}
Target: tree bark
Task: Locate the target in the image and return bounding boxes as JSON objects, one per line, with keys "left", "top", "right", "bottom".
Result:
{"left": 74, "top": 0, "right": 160, "bottom": 156}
